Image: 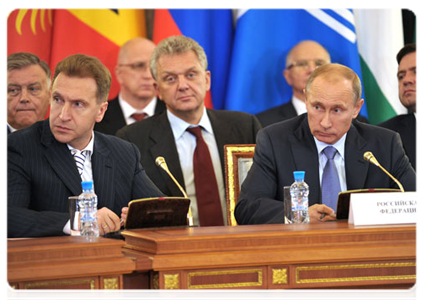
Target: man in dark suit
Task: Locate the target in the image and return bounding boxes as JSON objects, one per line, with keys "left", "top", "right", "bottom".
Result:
{"left": 117, "top": 36, "right": 261, "bottom": 226}
{"left": 256, "top": 40, "right": 368, "bottom": 127}
{"left": 235, "top": 64, "right": 415, "bottom": 225}
{"left": 7, "top": 52, "right": 51, "bottom": 134}
{"left": 94, "top": 37, "right": 166, "bottom": 135}
{"left": 379, "top": 43, "right": 416, "bottom": 170}
{"left": 8, "top": 54, "right": 164, "bottom": 238}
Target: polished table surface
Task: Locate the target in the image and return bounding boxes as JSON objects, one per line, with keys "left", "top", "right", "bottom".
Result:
{"left": 121, "top": 221, "right": 416, "bottom": 289}
{"left": 8, "top": 221, "right": 416, "bottom": 289}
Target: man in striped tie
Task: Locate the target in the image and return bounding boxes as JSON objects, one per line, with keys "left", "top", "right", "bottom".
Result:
{"left": 8, "top": 54, "right": 164, "bottom": 238}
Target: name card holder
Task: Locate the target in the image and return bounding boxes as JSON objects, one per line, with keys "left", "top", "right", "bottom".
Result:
{"left": 348, "top": 192, "right": 417, "bottom": 225}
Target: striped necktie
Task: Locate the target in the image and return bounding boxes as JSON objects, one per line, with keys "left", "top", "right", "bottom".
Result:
{"left": 73, "top": 150, "right": 88, "bottom": 176}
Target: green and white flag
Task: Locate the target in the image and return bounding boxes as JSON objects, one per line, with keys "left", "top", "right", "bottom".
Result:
{"left": 355, "top": 9, "right": 406, "bottom": 124}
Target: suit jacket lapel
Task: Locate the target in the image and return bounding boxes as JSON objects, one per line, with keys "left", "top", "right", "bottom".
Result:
{"left": 345, "top": 123, "right": 369, "bottom": 190}
{"left": 41, "top": 121, "right": 81, "bottom": 196}
{"left": 290, "top": 117, "right": 321, "bottom": 204}
{"left": 107, "top": 97, "right": 127, "bottom": 130}
{"left": 207, "top": 109, "right": 229, "bottom": 170}
{"left": 154, "top": 98, "right": 167, "bottom": 114}
{"left": 282, "top": 100, "right": 299, "bottom": 119}
{"left": 149, "top": 113, "right": 186, "bottom": 195}
{"left": 91, "top": 134, "right": 115, "bottom": 208}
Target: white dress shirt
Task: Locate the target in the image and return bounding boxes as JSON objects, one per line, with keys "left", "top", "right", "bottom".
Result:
{"left": 67, "top": 133, "right": 95, "bottom": 183}
{"left": 118, "top": 94, "right": 157, "bottom": 125}
{"left": 167, "top": 108, "right": 227, "bottom": 226}
{"left": 314, "top": 133, "right": 348, "bottom": 193}
{"left": 63, "top": 132, "right": 95, "bottom": 234}
{"left": 292, "top": 95, "right": 308, "bottom": 116}
{"left": 7, "top": 123, "right": 18, "bottom": 133}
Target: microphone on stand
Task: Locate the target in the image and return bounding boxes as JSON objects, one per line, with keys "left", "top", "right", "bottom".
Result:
{"left": 155, "top": 156, "right": 194, "bottom": 226}
{"left": 363, "top": 151, "right": 405, "bottom": 192}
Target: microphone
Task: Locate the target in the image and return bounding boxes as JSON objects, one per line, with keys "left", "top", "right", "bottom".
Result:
{"left": 363, "top": 151, "right": 404, "bottom": 192}
{"left": 155, "top": 156, "right": 193, "bottom": 226}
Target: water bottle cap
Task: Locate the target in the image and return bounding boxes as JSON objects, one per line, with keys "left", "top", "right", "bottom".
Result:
{"left": 81, "top": 181, "right": 93, "bottom": 190}
{"left": 293, "top": 171, "right": 305, "bottom": 180}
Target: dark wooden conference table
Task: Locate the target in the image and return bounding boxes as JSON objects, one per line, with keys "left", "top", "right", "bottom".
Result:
{"left": 8, "top": 220, "right": 416, "bottom": 289}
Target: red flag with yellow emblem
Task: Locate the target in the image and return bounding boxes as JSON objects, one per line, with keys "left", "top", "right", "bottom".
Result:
{"left": 8, "top": 9, "right": 146, "bottom": 99}
{"left": 8, "top": 9, "right": 54, "bottom": 63}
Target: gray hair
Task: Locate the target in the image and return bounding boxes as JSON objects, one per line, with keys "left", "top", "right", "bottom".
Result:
{"left": 150, "top": 35, "right": 208, "bottom": 80}
{"left": 8, "top": 52, "right": 52, "bottom": 87}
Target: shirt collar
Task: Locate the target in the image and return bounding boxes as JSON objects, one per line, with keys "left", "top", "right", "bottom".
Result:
{"left": 7, "top": 123, "right": 18, "bottom": 133}
{"left": 118, "top": 93, "right": 157, "bottom": 118}
{"left": 313, "top": 133, "right": 347, "bottom": 160}
{"left": 292, "top": 96, "right": 307, "bottom": 115}
{"left": 167, "top": 107, "right": 213, "bottom": 140}
{"left": 67, "top": 131, "right": 95, "bottom": 158}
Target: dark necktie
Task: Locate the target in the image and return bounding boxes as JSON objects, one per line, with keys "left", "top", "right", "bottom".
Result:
{"left": 321, "top": 146, "right": 341, "bottom": 211}
{"left": 186, "top": 126, "right": 224, "bottom": 226}
{"left": 131, "top": 112, "right": 147, "bottom": 121}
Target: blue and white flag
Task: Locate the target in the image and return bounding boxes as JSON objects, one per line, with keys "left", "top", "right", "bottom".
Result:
{"left": 225, "top": 9, "right": 368, "bottom": 118}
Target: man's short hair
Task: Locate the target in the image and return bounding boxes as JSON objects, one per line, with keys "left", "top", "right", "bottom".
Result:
{"left": 150, "top": 35, "right": 208, "bottom": 80}
{"left": 396, "top": 43, "right": 416, "bottom": 64}
{"left": 7, "top": 52, "right": 51, "bottom": 87}
{"left": 52, "top": 54, "right": 111, "bottom": 103}
{"left": 305, "top": 63, "right": 362, "bottom": 103}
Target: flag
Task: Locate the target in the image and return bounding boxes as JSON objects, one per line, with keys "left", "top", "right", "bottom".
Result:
{"left": 355, "top": 9, "right": 406, "bottom": 124}
{"left": 8, "top": 9, "right": 147, "bottom": 100}
{"left": 8, "top": 9, "right": 54, "bottom": 63}
{"left": 153, "top": 9, "right": 234, "bottom": 109}
{"left": 225, "top": 9, "right": 368, "bottom": 119}
{"left": 49, "top": 9, "right": 146, "bottom": 100}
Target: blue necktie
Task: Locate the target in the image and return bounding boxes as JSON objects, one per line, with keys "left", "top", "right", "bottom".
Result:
{"left": 73, "top": 150, "right": 88, "bottom": 176}
{"left": 321, "top": 146, "right": 341, "bottom": 211}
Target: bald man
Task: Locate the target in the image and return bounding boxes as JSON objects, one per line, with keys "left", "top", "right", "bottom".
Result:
{"left": 256, "top": 40, "right": 367, "bottom": 127}
{"left": 95, "top": 37, "right": 166, "bottom": 135}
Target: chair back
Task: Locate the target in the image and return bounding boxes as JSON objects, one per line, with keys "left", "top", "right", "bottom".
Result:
{"left": 224, "top": 144, "right": 256, "bottom": 226}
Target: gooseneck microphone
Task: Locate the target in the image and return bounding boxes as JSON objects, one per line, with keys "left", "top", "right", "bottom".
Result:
{"left": 363, "top": 151, "right": 405, "bottom": 192}
{"left": 155, "top": 156, "right": 194, "bottom": 226}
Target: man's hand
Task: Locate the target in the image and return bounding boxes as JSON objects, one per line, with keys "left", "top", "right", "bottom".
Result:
{"left": 309, "top": 204, "right": 336, "bottom": 223}
{"left": 97, "top": 207, "right": 121, "bottom": 235}
{"left": 121, "top": 207, "right": 128, "bottom": 227}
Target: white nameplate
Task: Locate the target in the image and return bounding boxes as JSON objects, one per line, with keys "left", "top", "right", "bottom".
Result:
{"left": 348, "top": 192, "right": 417, "bottom": 225}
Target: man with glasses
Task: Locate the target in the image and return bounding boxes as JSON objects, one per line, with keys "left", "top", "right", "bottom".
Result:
{"left": 7, "top": 52, "right": 51, "bottom": 134}
{"left": 256, "top": 40, "right": 367, "bottom": 127}
{"left": 95, "top": 37, "right": 166, "bottom": 135}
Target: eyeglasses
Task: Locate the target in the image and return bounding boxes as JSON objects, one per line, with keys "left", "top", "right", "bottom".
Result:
{"left": 287, "top": 59, "right": 328, "bottom": 70}
{"left": 118, "top": 62, "right": 148, "bottom": 72}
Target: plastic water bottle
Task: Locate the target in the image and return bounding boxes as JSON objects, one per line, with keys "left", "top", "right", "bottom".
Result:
{"left": 290, "top": 171, "right": 310, "bottom": 224}
{"left": 79, "top": 181, "right": 99, "bottom": 238}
